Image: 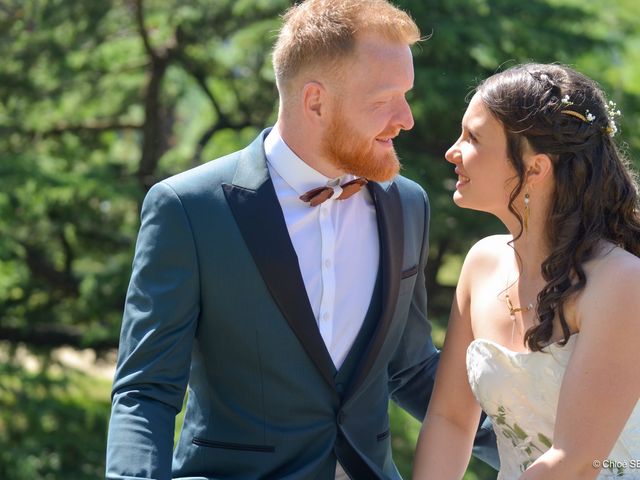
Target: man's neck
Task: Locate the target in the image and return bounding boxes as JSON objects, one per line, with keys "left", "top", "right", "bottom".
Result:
{"left": 276, "top": 121, "right": 345, "bottom": 179}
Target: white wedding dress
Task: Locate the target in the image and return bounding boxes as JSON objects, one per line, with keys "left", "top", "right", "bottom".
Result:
{"left": 467, "top": 334, "right": 640, "bottom": 479}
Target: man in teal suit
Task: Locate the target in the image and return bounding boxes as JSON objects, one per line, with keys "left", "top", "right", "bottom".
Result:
{"left": 106, "top": 1, "right": 496, "bottom": 478}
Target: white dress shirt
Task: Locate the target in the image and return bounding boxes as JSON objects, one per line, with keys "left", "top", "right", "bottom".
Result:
{"left": 264, "top": 127, "right": 380, "bottom": 370}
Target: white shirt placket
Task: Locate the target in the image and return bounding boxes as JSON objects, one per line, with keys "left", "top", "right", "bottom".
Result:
{"left": 317, "top": 201, "right": 337, "bottom": 351}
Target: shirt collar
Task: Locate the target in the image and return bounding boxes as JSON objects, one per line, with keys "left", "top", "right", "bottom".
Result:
{"left": 264, "top": 126, "right": 354, "bottom": 196}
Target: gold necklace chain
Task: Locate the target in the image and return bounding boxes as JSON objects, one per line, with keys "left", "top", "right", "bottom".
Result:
{"left": 505, "top": 292, "right": 534, "bottom": 345}
{"left": 505, "top": 293, "right": 534, "bottom": 321}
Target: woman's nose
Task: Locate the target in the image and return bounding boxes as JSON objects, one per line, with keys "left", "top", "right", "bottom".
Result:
{"left": 445, "top": 140, "right": 460, "bottom": 164}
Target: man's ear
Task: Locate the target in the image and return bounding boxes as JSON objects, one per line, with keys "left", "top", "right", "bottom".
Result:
{"left": 525, "top": 152, "right": 553, "bottom": 187}
{"left": 302, "top": 81, "right": 325, "bottom": 125}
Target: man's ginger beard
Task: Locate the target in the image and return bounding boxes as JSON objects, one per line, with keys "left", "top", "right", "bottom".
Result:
{"left": 321, "top": 104, "right": 401, "bottom": 182}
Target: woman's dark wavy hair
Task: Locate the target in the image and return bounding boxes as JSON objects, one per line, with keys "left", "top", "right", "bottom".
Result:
{"left": 477, "top": 63, "right": 640, "bottom": 351}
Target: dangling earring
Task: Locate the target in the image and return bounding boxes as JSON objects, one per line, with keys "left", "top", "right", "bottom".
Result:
{"left": 523, "top": 192, "right": 530, "bottom": 234}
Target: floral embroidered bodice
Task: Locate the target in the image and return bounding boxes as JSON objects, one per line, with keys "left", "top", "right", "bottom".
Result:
{"left": 467, "top": 334, "right": 640, "bottom": 479}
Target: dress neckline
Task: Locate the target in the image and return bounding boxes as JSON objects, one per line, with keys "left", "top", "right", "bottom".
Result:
{"left": 469, "top": 332, "right": 579, "bottom": 356}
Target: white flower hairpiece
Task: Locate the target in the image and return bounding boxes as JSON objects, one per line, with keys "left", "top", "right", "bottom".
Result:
{"left": 561, "top": 95, "right": 573, "bottom": 106}
{"left": 585, "top": 110, "right": 596, "bottom": 122}
{"left": 560, "top": 95, "right": 622, "bottom": 137}
{"left": 560, "top": 94, "right": 594, "bottom": 123}
{"left": 605, "top": 100, "right": 622, "bottom": 137}
{"left": 559, "top": 94, "right": 622, "bottom": 137}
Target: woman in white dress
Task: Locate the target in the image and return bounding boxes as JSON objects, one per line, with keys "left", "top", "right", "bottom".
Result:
{"left": 413, "top": 63, "right": 640, "bottom": 479}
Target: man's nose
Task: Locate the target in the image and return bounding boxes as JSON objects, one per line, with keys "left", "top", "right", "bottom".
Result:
{"left": 397, "top": 97, "right": 414, "bottom": 131}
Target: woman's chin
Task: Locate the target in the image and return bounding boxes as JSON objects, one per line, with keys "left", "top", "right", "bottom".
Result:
{"left": 452, "top": 193, "right": 485, "bottom": 213}
{"left": 452, "top": 192, "right": 467, "bottom": 207}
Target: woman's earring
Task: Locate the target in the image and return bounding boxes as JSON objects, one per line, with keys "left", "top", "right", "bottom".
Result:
{"left": 524, "top": 192, "right": 530, "bottom": 234}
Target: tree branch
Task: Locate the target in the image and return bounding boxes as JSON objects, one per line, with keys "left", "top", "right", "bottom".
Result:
{"left": 136, "top": 69, "right": 172, "bottom": 187}
{"left": 22, "top": 121, "right": 143, "bottom": 137}
{"left": 60, "top": 230, "right": 73, "bottom": 278}
{"left": 191, "top": 118, "right": 254, "bottom": 167}
{"left": 175, "top": 50, "right": 226, "bottom": 120}
{"left": 0, "top": 324, "right": 117, "bottom": 351}
{"left": 131, "top": 0, "right": 158, "bottom": 61}
{"left": 24, "top": 243, "right": 79, "bottom": 297}
{"left": 175, "top": 51, "right": 256, "bottom": 165}
{"left": 132, "top": 1, "right": 183, "bottom": 188}
{"left": 426, "top": 238, "right": 448, "bottom": 293}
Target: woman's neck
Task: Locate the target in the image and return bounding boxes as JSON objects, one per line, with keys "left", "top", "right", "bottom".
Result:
{"left": 510, "top": 230, "right": 549, "bottom": 277}
{"left": 499, "top": 188, "right": 553, "bottom": 277}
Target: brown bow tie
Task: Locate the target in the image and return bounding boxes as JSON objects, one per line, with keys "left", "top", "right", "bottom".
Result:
{"left": 299, "top": 178, "right": 368, "bottom": 207}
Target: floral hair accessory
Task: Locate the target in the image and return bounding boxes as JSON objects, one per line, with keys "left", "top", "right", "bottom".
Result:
{"left": 605, "top": 100, "right": 621, "bottom": 137}
{"left": 560, "top": 95, "right": 595, "bottom": 124}
{"left": 561, "top": 95, "right": 573, "bottom": 106}
{"left": 560, "top": 109, "right": 594, "bottom": 123}
{"left": 560, "top": 95, "right": 622, "bottom": 137}
{"left": 560, "top": 94, "right": 595, "bottom": 123}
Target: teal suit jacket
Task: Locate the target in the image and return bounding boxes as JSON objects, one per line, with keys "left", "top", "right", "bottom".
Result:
{"left": 106, "top": 129, "right": 494, "bottom": 479}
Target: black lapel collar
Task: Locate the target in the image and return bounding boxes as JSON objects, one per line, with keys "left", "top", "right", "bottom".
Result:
{"left": 222, "top": 129, "right": 337, "bottom": 389}
{"left": 344, "top": 179, "right": 404, "bottom": 400}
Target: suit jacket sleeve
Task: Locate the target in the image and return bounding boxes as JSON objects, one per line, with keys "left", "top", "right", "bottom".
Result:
{"left": 387, "top": 185, "right": 500, "bottom": 470}
{"left": 106, "top": 182, "right": 200, "bottom": 480}
{"left": 387, "top": 186, "right": 439, "bottom": 420}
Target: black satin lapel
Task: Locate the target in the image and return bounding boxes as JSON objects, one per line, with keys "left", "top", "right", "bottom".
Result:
{"left": 223, "top": 179, "right": 336, "bottom": 389}
{"left": 345, "top": 181, "right": 403, "bottom": 399}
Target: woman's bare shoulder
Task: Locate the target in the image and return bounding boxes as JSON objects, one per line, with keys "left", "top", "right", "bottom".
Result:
{"left": 464, "top": 234, "right": 512, "bottom": 266}
{"left": 459, "top": 234, "right": 512, "bottom": 282}
{"left": 584, "top": 243, "right": 640, "bottom": 286}
{"left": 577, "top": 244, "right": 640, "bottom": 329}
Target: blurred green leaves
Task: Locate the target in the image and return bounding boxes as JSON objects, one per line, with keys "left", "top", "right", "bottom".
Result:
{"left": 0, "top": 0, "right": 638, "bottom": 478}
{"left": 0, "top": 352, "right": 111, "bottom": 479}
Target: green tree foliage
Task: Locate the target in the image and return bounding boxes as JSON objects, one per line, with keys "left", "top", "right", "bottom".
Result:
{"left": 0, "top": 354, "right": 111, "bottom": 479}
{"left": 0, "top": 1, "right": 638, "bottom": 478}
{"left": 398, "top": 0, "right": 637, "bottom": 314}
{"left": 0, "top": 0, "right": 285, "bottom": 351}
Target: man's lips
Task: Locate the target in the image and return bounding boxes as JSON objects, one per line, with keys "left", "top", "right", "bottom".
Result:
{"left": 376, "top": 137, "right": 393, "bottom": 146}
{"left": 376, "top": 131, "right": 399, "bottom": 146}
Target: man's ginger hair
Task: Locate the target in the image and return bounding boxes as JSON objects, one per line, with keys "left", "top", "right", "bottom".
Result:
{"left": 272, "top": 0, "right": 420, "bottom": 96}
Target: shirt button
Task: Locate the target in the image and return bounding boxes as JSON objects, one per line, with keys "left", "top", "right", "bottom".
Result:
{"left": 322, "top": 312, "right": 330, "bottom": 321}
{"left": 324, "top": 259, "right": 331, "bottom": 268}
